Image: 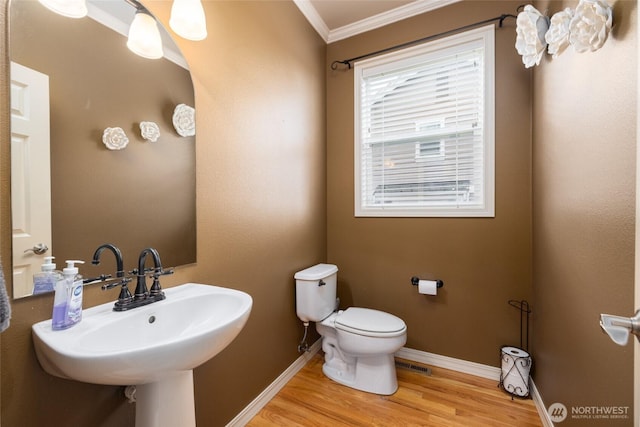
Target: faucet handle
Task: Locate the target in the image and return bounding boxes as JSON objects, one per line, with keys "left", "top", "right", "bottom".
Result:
{"left": 112, "top": 278, "right": 134, "bottom": 311}
{"left": 101, "top": 280, "right": 120, "bottom": 290}
{"left": 149, "top": 268, "right": 172, "bottom": 299}
{"left": 84, "top": 274, "right": 113, "bottom": 285}
{"left": 154, "top": 268, "right": 174, "bottom": 278}
{"left": 101, "top": 276, "right": 131, "bottom": 291}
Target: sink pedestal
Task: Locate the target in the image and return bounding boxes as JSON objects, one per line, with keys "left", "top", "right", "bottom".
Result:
{"left": 136, "top": 371, "right": 196, "bottom": 427}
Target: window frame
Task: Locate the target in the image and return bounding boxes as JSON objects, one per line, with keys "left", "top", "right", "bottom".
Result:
{"left": 354, "top": 25, "right": 495, "bottom": 218}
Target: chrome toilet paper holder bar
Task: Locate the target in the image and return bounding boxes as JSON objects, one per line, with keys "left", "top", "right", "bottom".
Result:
{"left": 410, "top": 277, "right": 444, "bottom": 288}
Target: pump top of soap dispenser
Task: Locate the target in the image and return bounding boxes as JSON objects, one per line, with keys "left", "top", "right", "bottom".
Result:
{"left": 41, "top": 256, "right": 56, "bottom": 272}
{"left": 63, "top": 260, "right": 84, "bottom": 277}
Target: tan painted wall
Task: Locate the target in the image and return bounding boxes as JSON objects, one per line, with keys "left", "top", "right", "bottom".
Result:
{"left": 0, "top": 1, "right": 326, "bottom": 426}
{"left": 326, "top": 1, "right": 533, "bottom": 367}
{"left": 532, "top": 1, "right": 636, "bottom": 424}
{"left": 1, "top": 0, "right": 635, "bottom": 425}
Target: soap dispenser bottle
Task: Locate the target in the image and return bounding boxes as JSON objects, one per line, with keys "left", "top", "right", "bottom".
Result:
{"left": 33, "top": 256, "right": 62, "bottom": 295}
{"left": 52, "top": 260, "right": 84, "bottom": 330}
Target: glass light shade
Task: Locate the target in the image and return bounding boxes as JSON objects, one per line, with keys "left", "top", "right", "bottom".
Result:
{"left": 127, "top": 11, "right": 164, "bottom": 60}
{"left": 169, "top": 0, "right": 207, "bottom": 41}
{"left": 38, "top": 0, "right": 87, "bottom": 18}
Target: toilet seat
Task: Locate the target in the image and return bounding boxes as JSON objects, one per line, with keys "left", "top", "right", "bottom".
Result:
{"left": 335, "top": 307, "right": 406, "bottom": 338}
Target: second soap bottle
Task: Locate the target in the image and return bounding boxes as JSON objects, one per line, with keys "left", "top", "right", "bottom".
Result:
{"left": 52, "top": 260, "right": 84, "bottom": 331}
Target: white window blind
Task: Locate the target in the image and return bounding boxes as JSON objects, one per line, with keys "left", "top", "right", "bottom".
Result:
{"left": 354, "top": 25, "right": 495, "bottom": 217}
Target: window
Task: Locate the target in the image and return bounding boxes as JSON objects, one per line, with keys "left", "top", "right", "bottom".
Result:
{"left": 354, "top": 25, "right": 495, "bottom": 217}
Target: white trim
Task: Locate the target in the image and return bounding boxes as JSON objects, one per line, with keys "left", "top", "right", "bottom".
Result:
{"left": 354, "top": 25, "right": 495, "bottom": 218}
{"left": 328, "top": 0, "right": 462, "bottom": 43}
{"left": 225, "top": 340, "right": 322, "bottom": 427}
{"left": 292, "top": 0, "right": 330, "bottom": 43}
{"left": 293, "top": 0, "right": 461, "bottom": 44}
{"left": 530, "top": 380, "right": 554, "bottom": 427}
{"left": 395, "top": 347, "right": 500, "bottom": 380}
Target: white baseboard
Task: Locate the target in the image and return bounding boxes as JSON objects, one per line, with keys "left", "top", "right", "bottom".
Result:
{"left": 395, "top": 347, "right": 501, "bottom": 380}
{"left": 530, "top": 380, "right": 553, "bottom": 427}
{"left": 228, "top": 344, "right": 548, "bottom": 426}
{"left": 225, "top": 339, "right": 321, "bottom": 427}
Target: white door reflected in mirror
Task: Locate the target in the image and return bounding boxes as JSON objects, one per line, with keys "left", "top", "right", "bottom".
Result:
{"left": 11, "top": 62, "right": 52, "bottom": 297}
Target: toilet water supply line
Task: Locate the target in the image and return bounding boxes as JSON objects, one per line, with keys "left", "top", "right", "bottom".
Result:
{"left": 297, "top": 297, "right": 339, "bottom": 353}
{"left": 298, "top": 322, "right": 310, "bottom": 353}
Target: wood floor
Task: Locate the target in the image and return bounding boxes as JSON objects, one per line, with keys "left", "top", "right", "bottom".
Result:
{"left": 247, "top": 354, "right": 543, "bottom": 426}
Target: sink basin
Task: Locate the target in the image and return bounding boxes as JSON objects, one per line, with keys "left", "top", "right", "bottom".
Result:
{"left": 32, "top": 283, "right": 252, "bottom": 427}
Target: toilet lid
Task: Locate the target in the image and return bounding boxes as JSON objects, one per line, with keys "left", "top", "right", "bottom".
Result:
{"left": 335, "top": 307, "right": 406, "bottom": 337}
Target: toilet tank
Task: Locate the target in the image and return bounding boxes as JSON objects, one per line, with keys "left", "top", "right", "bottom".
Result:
{"left": 295, "top": 264, "right": 338, "bottom": 323}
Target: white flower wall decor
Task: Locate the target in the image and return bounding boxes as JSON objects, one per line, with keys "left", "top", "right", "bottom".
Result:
{"left": 172, "top": 104, "right": 196, "bottom": 137}
{"left": 546, "top": 8, "right": 574, "bottom": 58}
{"left": 102, "top": 127, "right": 129, "bottom": 150}
{"left": 140, "top": 121, "right": 161, "bottom": 142}
{"left": 515, "top": 1, "right": 613, "bottom": 66}
{"left": 569, "top": 0, "right": 613, "bottom": 53}
{"left": 515, "top": 5, "right": 550, "bottom": 68}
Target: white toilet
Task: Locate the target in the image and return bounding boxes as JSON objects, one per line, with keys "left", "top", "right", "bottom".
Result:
{"left": 295, "top": 263, "right": 407, "bottom": 395}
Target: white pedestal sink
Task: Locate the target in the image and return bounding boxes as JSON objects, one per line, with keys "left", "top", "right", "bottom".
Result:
{"left": 32, "top": 283, "right": 252, "bottom": 427}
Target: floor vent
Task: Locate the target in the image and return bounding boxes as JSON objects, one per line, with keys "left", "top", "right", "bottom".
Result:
{"left": 395, "top": 360, "right": 432, "bottom": 376}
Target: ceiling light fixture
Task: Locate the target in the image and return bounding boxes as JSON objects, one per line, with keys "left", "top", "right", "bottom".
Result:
{"left": 38, "top": 0, "right": 87, "bottom": 18}
{"left": 127, "top": 8, "right": 164, "bottom": 59}
{"left": 170, "top": 0, "right": 207, "bottom": 41}
{"left": 38, "top": 0, "right": 206, "bottom": 59}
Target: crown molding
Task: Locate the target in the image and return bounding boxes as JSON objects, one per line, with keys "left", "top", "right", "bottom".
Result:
{"left": 292, "top": 0, "right": 330, "bottom": 42}
{"left": 294, "top": 0, "right": 463, "bottom": 44}
{"left": 328, "top": 0, "right": 462, "bottom": 43}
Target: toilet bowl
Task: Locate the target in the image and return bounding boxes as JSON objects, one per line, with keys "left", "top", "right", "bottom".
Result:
{"left": 295, "top": 264, "right": 407, "bottom": 395}
{"left": 317, "top": 308, "right": 407, "bottom": 394}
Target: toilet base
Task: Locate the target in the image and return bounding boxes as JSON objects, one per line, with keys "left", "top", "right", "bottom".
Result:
{"left": 322, "top": 353, "right": 398, "bottom": 395}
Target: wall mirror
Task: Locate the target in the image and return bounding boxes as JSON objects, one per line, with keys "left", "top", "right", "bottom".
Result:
{"left": 9, "top": 0, "right": 197, "bottom": 299}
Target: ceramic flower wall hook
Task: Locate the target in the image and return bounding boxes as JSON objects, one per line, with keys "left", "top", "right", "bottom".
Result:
{"left": 102, "top": 127, "right": 129, "bottom": 150}
{"left": 140, "top": 121, "right": 161, "bottom": 142}
{"left": 173, "top": 104, "right": 196, "bottom": 137}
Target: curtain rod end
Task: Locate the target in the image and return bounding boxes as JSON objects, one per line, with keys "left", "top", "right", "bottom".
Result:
{"left": 330, "top": 60, "right": 352, "bottom": 71}
{"left": 498, "top": 13, "right": 517, "bottom": 27}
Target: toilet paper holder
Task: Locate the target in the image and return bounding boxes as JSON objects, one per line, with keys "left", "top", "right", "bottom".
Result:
{"left": 410, "top": 277, "right": 444, "bottom": 289}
